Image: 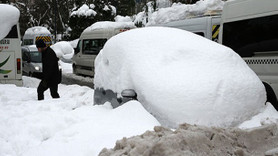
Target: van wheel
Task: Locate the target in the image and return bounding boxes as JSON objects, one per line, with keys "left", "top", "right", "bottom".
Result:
{"left": 262, "top": 82, "right": 278, "bottom": 111}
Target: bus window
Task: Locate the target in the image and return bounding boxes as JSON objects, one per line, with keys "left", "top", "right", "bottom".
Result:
{"left": 5, "top": 25, "right": 18, "bottom": 38}
{"left": 222, "top": 15, "right": 278, "bottom": 57}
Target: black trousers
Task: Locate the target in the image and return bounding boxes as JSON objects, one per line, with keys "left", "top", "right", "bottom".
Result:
{"left": 37, "top": 81, "right": 60, "bottom": 100}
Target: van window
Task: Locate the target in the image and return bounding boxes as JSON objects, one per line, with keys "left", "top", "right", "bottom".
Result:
{"left": 82, "top": 39, "right": 107, "bottom": 55}
{"left": 223, "top": 15, "right": 278, "bottom": 57}
{"left": 75, "top": 40, "right": 81, "bottom": 55}
{"left": 23, "top": 39, "right": 33, "bottom": 45}
{"left": 5, "top": 25, "right": 18, "bottom": 38}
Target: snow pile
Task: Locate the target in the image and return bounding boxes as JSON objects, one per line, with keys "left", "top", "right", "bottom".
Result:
{"left": 68, "top": 39, "right": 79, "bottom": 48}
{"left": 99, "top": 123, "right": 278, "bottom": 156}
{"left": 0, "top": 4, "right": 20, "bottom": 40}
{"left": 0, "top": 76, "right": 160, "bottom": 156}
{"left": 95, "top": 27, "right": 266, "bottom": 128}
{"left": 83, "top": 21, "right": 135, "bottom": 33}
{"left": 51, "top": 41, "right": 74, "bottom": 60}
{"left": 71, "top": 4, "right": 97, "bottom": 17}
{"left": 147, "top": 0, "right": 224, "bottom": 25}
{"left": 239, "top": 103, "right": 278, "bottom": 129}
{"left": 24, "top": 26, "right": 51, "bottom": 36}
{"left": 114, "top": 15, "right": 133, "bottom": 22}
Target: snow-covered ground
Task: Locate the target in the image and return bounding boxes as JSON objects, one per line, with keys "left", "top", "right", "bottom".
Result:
{"left": 0, "top": 76, "right": 160, "bottom": 156}
{"left": 1, "top": 1, "right": 278, "bottom": 155}
{"left": 0, "top": 75, "right": 278, "bottom": 156}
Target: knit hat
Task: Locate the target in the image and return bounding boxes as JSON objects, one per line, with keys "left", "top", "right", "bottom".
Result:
{"left": 35, "top": 39, "right": 46, "bottom": 48}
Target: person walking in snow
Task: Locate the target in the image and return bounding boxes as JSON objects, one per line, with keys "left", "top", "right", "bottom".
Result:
{"left": 36, "top": 39, "right": 61, "bottom": 100}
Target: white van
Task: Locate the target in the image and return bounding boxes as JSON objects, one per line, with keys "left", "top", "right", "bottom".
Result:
{"left": 219, "top": 0, "right": 278, "bottom": 110}
{"left": 154, "top": 13, "right": 221, "bottom": 42}
{"left": 72, "top": 21, "right": 136, "bottom": 77}
{"left": 22, "top": 26, "right": 53, "bottom": 47}
{"left": 0, "top": 24, "right": 23, "bottom": 86}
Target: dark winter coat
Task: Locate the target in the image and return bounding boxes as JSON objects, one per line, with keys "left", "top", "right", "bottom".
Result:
{"left": 42, "top": 47, "right": 61, "bottom": 86}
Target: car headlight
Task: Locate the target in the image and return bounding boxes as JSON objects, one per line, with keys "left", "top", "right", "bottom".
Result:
{"left": 35, "top": 66, "right": 40, "bottom": 71}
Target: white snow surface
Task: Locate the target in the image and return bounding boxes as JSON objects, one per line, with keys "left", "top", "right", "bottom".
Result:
{"left": 83, "top": 21, "right": 135, "bottom": 33}
{"left": 70, "top": 4, "right": 97, "bottom": 17}
{"left": 51, "top": 41, "right": 74, "bottom": 60}
{"left": 0, "top": 76, "right": 160, "bottom": 156}
{"left": 0, "top": 4, "right": 20, "bottom": 40}
{"left": 114, "top": 15, "right": 133, "bottom": 22}
{"left": 94, "top": 27, "right": 266, "bottom": 128}
{"left": 147, "top": 0, "right": 224, "bottom": 25}
{"left": 24, "top": 26, "right": 51, "bottom": 36}
{"left": 0, "top": 65, "right": 277, "bottom": 156}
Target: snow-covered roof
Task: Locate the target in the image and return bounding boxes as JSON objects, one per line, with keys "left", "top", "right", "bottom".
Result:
{"left": 23, "top": 26, "right": 51, "bottom": 37}
{"left": 147, "top": 0, "right": 224, "bottom": 25}
{"left": 83, "top": 21, "right": 136, "bottom": 33}
{"left": 0, "top": 4, "right": 20, "bottom": 40}
{"left": 94, "top": 27, "right": 266, "bottom": 128}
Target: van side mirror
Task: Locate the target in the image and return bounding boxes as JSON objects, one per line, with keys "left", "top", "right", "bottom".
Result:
{"left": 121, "top": 89, "right": 137, "bottom": 100}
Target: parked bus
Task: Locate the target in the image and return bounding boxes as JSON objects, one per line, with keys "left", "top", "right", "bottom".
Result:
{"left": 0, "top": 24, "right": 23, "bottom": 86}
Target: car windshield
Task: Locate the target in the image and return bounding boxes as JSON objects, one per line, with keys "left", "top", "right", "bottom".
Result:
{"left": 30, "top": 51, "right": 42, "bottom": 63}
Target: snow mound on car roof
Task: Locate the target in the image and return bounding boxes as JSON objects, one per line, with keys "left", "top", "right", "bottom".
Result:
{"left": 94, "top": 27, "right": 266, "bottom": 128}
{"left": 24, "top": 26, "right": 51, "bottom": 36}
{"left": 0, "top": 4, "right": 20, "bottom": 40}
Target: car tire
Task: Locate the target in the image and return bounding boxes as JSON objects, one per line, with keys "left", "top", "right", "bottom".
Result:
{"left": 263, "top": 82, "right": 278, "bottom": 111}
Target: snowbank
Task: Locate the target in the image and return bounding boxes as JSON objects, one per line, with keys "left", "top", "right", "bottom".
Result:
{"left": 95, "top": 27, "right": 266, "bottom": 128}
{"left": 51, "top": 41, "right": 74, "bottom": 60}
{"left": 99, "top": 123, "right": 278, "bottom": 156}
{"left": 0, "top": 76, "right": 160, "bottom": 156}
{"left": 0, "top": 4, "right": 20, "bottom": 40}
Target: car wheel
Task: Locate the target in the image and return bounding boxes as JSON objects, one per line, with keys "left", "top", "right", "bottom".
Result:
{"left": 263, "top": 82, "right": 278, "bottom": 111}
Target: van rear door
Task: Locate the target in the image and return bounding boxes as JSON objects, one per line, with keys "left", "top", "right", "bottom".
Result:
{"left": 0, "top": 51, "right": 15, "bottom": 79}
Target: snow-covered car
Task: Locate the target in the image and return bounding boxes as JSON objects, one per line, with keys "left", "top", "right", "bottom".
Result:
{"left": 22, "top": 45, "right": 42, "bottom": 78}
{"left": 94, "top": 27, "right": 266, "bottom": 128}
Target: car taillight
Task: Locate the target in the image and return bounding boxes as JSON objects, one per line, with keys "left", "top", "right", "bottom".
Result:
{"left": 17, "top": 58, "right": 21, "bottom": 74}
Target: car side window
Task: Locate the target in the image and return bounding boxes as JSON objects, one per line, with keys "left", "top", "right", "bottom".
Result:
{"left": 82, "top": 39, "right": 107, "bottom": 55}
{"left": 22, "top": 48, "right": 29, "bottom": 61}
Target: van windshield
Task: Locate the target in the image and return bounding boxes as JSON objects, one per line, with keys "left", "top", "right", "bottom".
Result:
{"left": 82, "top": 39, "right": 107, "bottom": 55}
{"left": 222, "top": 14, "right": 278, "bottom": 57}
{"left": 30, "top": 51, "right": 42, "bottom": 63}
